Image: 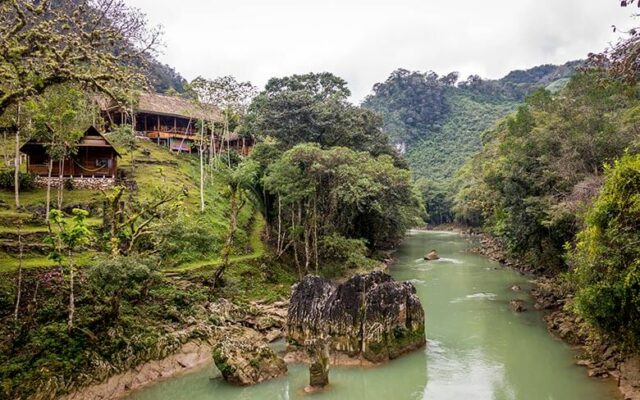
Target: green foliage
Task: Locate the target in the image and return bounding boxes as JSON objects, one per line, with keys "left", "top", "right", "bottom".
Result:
{"left": 453, "top": 69, "right": 639, "bottom": 270}
{"left": 107, "top": 125, "right": 138, "bottom": 154}
{"left": 26, "top": 84, "right": 95, "bottom": 162}
{"left": 263, "top": 143, "right": 423, "bottom": 274}
{"left": 364, "top": 62, "right": 579, "bottom": 223}
{"left": 319, "top": 233, "right": 376, "bottom": 271}
{"left": 244, "top": 72, "right": 396, "bottom": 158}
{"left": 0, "top": 0, "right": 158, "bottom": 116}
{"left": 0, "top": 170, "right": 34, "bottom": 190}
{"left": 570, "top": 154, "right": 640, "bottom": 347}
{"left": 363, "top": 69, "right": 455, "bottom": 145}
{"left": 88, "top": 255, "right": 161, "bottom": 320}
{"left": 46, "top": 209, "right": 93, "bottom": 264}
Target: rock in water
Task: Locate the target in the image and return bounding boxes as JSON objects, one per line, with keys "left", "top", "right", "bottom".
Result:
{"left": 306, "top": 339, "right": 330, "bottom": 392}
{"left": 287, "top": 271, "right": 426, "bottom": 363}
{"left": 510, "top": 299, "right": 527, "bottom": 313}
{"left": 212, "top": 331, "right": 287, "bottom": 386}
{"left": 424, "top": 250, "right": 439, "bottom": 261}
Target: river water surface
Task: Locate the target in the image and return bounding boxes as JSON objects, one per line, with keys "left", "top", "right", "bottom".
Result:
{"left": 127, "top": 230, "right": 619, "bottom": 400}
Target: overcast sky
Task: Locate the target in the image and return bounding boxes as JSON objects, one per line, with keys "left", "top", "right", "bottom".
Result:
{"left": 125, "top": 0, "right": 638, "bottom": 102}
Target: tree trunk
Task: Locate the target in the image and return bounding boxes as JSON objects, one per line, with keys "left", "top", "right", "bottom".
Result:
{"left": 313, "top": 194, "right": 319, "bottom": 274}
{"left": 225, "top": 118, "right": 231, "bottom": 167}
{"left": 13, "top": 224, "right": 23, "bottom": 323}
{"left": 292, "top": 207, "right": 302, "bottom": 280}
{"left": 14, "top": 103, "right": 21, "bottom": 208}
{"left": 1, "top": 131, "right": 9, "bottom": 167}
{"left": 57, "top": 158, "right": 64, "bottom": 209}
{"left": 302, "top": 201, "right": 310, "bottom": 275}
{"left": 68, "top": 251, "right": 75, "bottom": 332}
{"left": 45, "top": 159, "right": 53, "bottom": 220}
{"left": 276, "top": 194, "right": 282, "bottom": 254}
{"left": 199, "top": 122, "right": 205, "bottom": 212}
{"left": 212, "top": 189, "right": 239, "bottom": 289}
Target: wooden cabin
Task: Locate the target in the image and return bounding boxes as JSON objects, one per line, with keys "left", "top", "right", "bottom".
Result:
{"left": 21, "top": 126, "right": 120, "bottom": 177}
{"left": 105, "top": 93, "right": 216, "bottom": 154}
{"left": 104, "top": 93, "right": 254, "bottom": 155}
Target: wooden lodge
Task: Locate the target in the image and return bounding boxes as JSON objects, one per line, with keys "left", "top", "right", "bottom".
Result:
{"left": 21, "top": 126, "right": 120, "bottom": 177}
{"left": 104, "top": 93, "right": 253, "bottom": 156}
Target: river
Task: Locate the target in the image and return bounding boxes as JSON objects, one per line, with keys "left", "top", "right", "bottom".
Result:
{"left": 126, "top": 230, "right": 620, "bottom": 400}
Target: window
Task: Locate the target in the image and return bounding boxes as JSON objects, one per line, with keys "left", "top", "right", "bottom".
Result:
{"left": 95, "top": 159, "right": 111, "bottom": 168}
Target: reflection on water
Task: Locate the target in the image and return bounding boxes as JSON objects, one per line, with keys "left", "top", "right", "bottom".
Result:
{"left": 126, "top": 231, "right": 619, "bottom": 400}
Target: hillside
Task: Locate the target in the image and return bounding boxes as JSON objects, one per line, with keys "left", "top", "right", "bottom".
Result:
{"left": 363, "top": 61, "right": 580, "bottom": 222}
{"left": 0, "top": 140, "right": 256, "bottom": 272}
{"left": 364, "top": 61, "right": 580, "bottom": 182}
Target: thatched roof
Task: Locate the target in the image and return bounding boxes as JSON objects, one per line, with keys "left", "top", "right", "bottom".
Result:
{"left": 21, "top": 126, "right": 121, "bottom": 157}
{"left": 136, "top": 93, "right": 221, "bottom": 122}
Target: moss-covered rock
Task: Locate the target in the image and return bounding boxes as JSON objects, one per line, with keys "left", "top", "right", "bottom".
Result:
{"left": 212, "top": 329, "right": 287, "bottom": 386}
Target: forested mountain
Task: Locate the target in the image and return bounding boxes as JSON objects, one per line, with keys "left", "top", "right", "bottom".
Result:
{"left": 363, "top": 61, "right": 580, "bottom": 223}
{"left": 144, "top": 57, "right": 188, "bottom": 94}
{"left": 364, "top": 61, "right": 580, "bottom": 181}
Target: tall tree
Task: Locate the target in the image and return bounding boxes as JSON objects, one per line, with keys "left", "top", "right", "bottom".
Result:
{"left": 190, "top": 75, "right": 257, "bottom": 163}
{"left": 46, "top": 209, "right": 93, "bottom": 331}
{"left": 211, "top": 159, "right": 259, "bottom": 289}
{"left": 0, "top": 0, "right": 160, "bottom": 115}
{"left": 244, "top": 72, "right": 395, "bottom": 157}
{"left": 28, "top": 85, "right": 94, "bottom": 218}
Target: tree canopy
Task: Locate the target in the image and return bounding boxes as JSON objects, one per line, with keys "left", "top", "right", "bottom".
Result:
{"left": 244, "top": 72, "right": 396, "bottom": 157}
{"left": 0, "top": 0, "right": 161, "bottom": 115}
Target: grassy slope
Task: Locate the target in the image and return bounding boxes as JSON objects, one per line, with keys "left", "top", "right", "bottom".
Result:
{"left": 406, "top": 92, "right": 518, "bottom": 181}
{"left": 0, "top": 140, "right": 256, "bottom": 273}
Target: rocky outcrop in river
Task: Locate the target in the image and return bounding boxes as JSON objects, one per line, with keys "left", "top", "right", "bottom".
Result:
{"left": 212, "top": 327, "right": 287, "bottom": 386}
{"left": 287, "top": 271, "right": 426, "bottom": 363}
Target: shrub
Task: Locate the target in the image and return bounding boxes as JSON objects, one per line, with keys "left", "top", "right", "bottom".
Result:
{"left": 320, "top": 233, "right": 376, "bottom": 270}
{"left": 63, "top": 177, "right": 75, "bottom": 191}
{"left": 0, "top": 170, "right": 35, "bottom": 190}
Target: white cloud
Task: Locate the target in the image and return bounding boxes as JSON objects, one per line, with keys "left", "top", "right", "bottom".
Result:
{"left": 125, "top": 0, "right": 638, "bottom": 102}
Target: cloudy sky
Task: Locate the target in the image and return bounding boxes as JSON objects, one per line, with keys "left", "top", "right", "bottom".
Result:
{"left": 125, "top": 0, "right": 638, "bottom": 102}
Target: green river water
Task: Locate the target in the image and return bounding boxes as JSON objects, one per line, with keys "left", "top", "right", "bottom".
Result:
{"left": 127, "top": 230, "right": 620, "bottom": 400}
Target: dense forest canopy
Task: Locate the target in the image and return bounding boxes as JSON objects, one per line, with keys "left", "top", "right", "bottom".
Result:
{"left": 363, "top": 61, "right": 579, "bottom": 223}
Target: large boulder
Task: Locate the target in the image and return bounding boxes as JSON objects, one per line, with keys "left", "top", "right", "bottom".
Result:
{"left": 212, "top": 329, "right": 287, "bottom": 386}
{"left": 287, "top": 271, "right": 426, "bottom": 363}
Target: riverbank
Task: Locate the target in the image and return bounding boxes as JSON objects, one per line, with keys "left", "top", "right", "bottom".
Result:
{"left": 61, "top": 299, "right": 289, "bottom": 400}
{"left": 458, "top": 229, "right": 640, "bottom": 400}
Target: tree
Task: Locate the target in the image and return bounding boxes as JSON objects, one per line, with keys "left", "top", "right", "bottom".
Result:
{"left": 362, "top": 69, "right": 452, "bottom": 146}
{"left": 46, "top": 209, "right": 93, "bottom": 331}
{"left": 211, "top": 159, "right": 259, "bottom": 288}
{"left": 262, "top": 144, "right": 423, "bottom": 276}
{"left": 103, "top": 185, "right": 184, "bottom": 256}
{"left": 27, "top": 85, "right": 94, "bottom": 218}
{"left": 244, "top": 73, "right": 396, "bottom": 157}
{"left": 107, "top": 124, "right": 138, "bottom": 169}
{"left": 570, "top": 154, "right": 640, "bottom": 347}
{"left": 0, "top": 0, "right": 161, "bottom": 116}
{"left": 189, "top": 75, "right": 257, "bottom": 164}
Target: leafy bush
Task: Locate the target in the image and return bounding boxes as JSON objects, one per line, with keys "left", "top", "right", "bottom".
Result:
{"left": 152, "top": 215, "right": 223, "bottom": 264}
{"left": 570, "top": 154, "right": 640, "bottom": 347}
{"left": 63, "top": 177, "right": 75, "bottom": 190}
{"left": 0, "top": 170, "right": 35, "bottom": 190}
{"left": 320, "top": 233, "right": 376, "bottom": 270}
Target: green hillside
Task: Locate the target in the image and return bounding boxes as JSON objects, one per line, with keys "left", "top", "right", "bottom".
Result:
{"left": 0, "top": 140, "right": 257, "bottom": 273}
{"left": 405, "top": 92, "right": 518, "bottom": 181}
{"left": 363, "top": 61, "right": 580, "bottom": 222}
